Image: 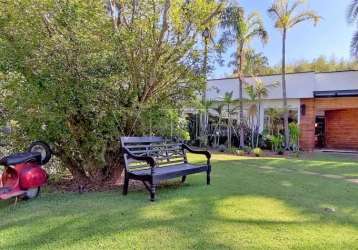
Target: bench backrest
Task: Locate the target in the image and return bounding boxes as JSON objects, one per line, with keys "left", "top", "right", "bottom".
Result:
{"left": 120, "top": 137, "right": 187, "bottom": 171}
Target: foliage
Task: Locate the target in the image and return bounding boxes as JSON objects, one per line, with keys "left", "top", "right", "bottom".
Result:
{"left": 221, "top": 91, "right": 239, "bottom": 149}
{"left": 268, "top": 56, "right": 358, "bottom": 74}
{"left": 270, "top": 134, "right": 284, "bottom": 153}
{"left": 243, "top": 49, "right": 274, "bottom": 75}
{"left": 265, "top": 108, "right": 285, "bottom": 136}
{"left": 252, "top": 147, "right": 263, "bottom": 157}
{"left": 236, "top": 149, "right": 245, "bottom": 156}
{"left": 348, "top": 1, "right": 358, "bottom": 56}
{"left": 0, "top": 0, "right": 224, "bottom": 182}
{"left": 268, "top": 0, "right": 320, "bottom": 149}
{"left": 289, "top": 122, "right": 300, "bottom": 152}
{"left": 245, "top": 78, "right": 278, "bottom": 148}
{"left": 220, "top": 6, "right": 268, "bottom": 148}
{"left": 242, "top": 146, "right": 252, "bottom": 154}
{"left": 218, "top": 144, "right": 227, "bottom": 152}
{"left": 227, "top": 146, "right": 239, "bottom": 154}
{"left": 268, "top": 0, "right": 320, "bottom": 30}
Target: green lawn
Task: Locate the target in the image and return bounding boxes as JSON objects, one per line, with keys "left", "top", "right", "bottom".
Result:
{"left": 1, "top": 153, "right": 358, "bottom": 249}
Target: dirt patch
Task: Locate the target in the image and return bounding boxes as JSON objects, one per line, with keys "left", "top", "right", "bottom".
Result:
{"left": 45, "top": 175, "right": 182, "bottom": 193}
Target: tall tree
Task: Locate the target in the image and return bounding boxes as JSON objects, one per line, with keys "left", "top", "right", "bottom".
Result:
{"left": 220, "top": 6, "right": 268, "bottom": 148}
{"left": 0, "top": 0, "right": 224, "bottom": 183}
{"left": 268, "top": 0, "right": 320, "bottom": 149}
{"left": 348, "top": 0, "right": 358, "bottom": 56}
{"left": 245, "top": 79, "right": 278, "bottom": 147}
{"left": 200, "top": 25, "right": 220, "bottom": 147}
{"left": 221, "top": 91, "right": 238, "bottom": 149}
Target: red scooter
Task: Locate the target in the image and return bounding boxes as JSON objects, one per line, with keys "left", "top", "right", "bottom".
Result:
{"left": 0, "top": 141, "right": 52, "bottom": 200}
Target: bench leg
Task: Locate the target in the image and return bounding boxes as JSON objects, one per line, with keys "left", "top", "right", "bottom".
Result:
{"left": 207, "top": 171, "right": 211, "bottom": 185}
{"left": 123, "top": 174, "right": 129, "bottom": 195}
{"left": 181, "top": 176, "right": 187, "bottom": 183}
{"left": 150, "top": 183, "right": 156, "bottom": 202}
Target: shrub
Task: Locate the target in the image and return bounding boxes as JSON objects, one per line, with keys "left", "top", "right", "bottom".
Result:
{"left": 252, "top": 147, "right": 263, "bottom": 157}
{"left": 236, "top": 149, "right": 245, "bottom": 156}
{"left": 227, "top": 147, "right": 239, "bottom": 154}
{"left": 270, "top": 134, "right": 284, "bottom": 154}
{"left": 218, "top": 144, "right": 227, "bottom": 152}
{"left": 289, "top": 122, "right": 300, "bottom": 152}
{"left": 242, "top": 146, "right": 252, "bottom": 154}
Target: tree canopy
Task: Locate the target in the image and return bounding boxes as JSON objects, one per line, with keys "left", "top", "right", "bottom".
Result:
{"left": 0, "top": 0, "right": 224, "bottom": 183}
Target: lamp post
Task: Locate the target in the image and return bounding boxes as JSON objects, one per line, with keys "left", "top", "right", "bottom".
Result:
{"left": 200, "top": 27, "right": 210, "bottom": 146}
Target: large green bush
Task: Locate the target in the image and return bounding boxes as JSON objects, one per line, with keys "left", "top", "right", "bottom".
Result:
{"left": 0, "top": 0, "right": 223, "bottom": 183}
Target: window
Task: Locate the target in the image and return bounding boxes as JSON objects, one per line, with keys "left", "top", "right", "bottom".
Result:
{"left": 264, "top": 108, "right": 298, "bottom": 135}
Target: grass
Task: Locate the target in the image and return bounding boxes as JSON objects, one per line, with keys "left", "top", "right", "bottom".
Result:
{"left": 0, "top": 153, "right": 358, "bottom": 249}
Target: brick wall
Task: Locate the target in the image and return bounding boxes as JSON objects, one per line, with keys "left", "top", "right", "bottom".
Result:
{"left": 299, "top": 99, "right": 316, "bottom": 151}
{"left": 325, "top": 109, "right": 358, "bottom": 149}
{"left": 299, "top": 97, "right": 358, "bottom": 151}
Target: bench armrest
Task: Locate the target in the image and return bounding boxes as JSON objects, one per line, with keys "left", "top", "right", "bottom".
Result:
{"left": 182, "top": 144, "right": 211, "bottom": 161}
{"left": 123, "top": 147, "right": 156, "bottom": 167}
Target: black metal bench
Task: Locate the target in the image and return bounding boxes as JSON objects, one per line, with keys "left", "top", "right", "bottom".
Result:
{"left": 120, "top": 136, "right": 211, "bottom": 201}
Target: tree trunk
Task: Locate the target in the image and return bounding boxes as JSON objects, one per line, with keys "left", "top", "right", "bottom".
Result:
{"left": 227, "top": 105, "right": 231, "bottom": 148}
{"left": 282, "top": 29, "right": 290, "bottom": 150}
{"left": 63, "top": 157, "right": 89, "bottom": 184}
{"left": 256, "top": 100, "right": 261, "bottom": 148}
{"left": 200, "top": 38, "right": 209, "bottom": 147}
{"left": 238, "top": 46, "right": 245, "bottom": 148}
{"left": 104, "top": 142, "right": 125, "bottom": 185}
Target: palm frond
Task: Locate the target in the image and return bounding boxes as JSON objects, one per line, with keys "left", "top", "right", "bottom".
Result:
{"left": 268, "top": 0, "right": 286, "bottom": 20}
{"left": 246, "top": 27, "right": 269, "bottom": 44}
{"left": 347, "top": 0, "right": 358, "bottom": 23}
{"left": 288, "top": 11, "right": 321, "bottom": 28}
{"left": 351, "top": 30, "right": 358, "bottom": 57}
{"left": 220, "top": 6, "right": 243, "bottom": 30}
{"left": 288, "top": 0, "right": 306, "bottom": 16}
{"left": 218, "top": 30, "right": 236, "bottom": 48}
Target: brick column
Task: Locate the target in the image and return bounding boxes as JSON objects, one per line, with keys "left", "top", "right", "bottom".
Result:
{"left": 299, "top": 98, "right": 316, "bottom": 151}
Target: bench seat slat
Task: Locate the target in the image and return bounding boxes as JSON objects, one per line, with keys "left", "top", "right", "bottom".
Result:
{"left": 129, "top": 163, "right": 208, "bottom": 181}
{"left": 127, "top": 148, "right": 182, "bottom": 154}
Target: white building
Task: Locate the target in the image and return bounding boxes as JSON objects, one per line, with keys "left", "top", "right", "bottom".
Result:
{"left": 190, "top": 70, "right": 358, "bottom": 150}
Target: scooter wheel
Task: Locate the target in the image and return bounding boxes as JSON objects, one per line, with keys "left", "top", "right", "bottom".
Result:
{"left": 28, "top": 141, "right": 52, "bottom": 165}
{"left": 23, "top": 187, "right": 40, "bottom": 200}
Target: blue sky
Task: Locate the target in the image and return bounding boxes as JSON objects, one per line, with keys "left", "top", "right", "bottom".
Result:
{"left": 212, "top": 0, "right": 356, "bottom": 78}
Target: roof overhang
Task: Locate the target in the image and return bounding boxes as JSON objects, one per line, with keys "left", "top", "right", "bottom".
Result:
{"left": 314, "top": 89, "right": 358, "bottom": 98}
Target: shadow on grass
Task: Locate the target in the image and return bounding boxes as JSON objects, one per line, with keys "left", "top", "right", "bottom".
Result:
{"left": 1, "top": 154, "right": 358, "bottom": 249}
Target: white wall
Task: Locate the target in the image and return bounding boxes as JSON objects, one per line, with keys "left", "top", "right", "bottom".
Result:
{"left": 206, "top": 71, "right": 358, "bottom": 102}
{"left": 206, "top": 72, "right": 316, "bottom": 101}
{"left": 315, "top": 71, "right": 358, "bottom": 91}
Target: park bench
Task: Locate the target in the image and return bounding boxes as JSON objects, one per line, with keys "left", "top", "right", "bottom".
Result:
{"left": 120, "top": 136, "right": 211, "bottom": 201}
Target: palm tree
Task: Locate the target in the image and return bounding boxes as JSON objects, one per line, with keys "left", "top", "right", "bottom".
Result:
{"left": 200, "top": 27, "right": 218, "bottom": 145}
{"left": 222, "top": 91, "right": 238, "bottom": 149}
{"left": 245, "top": 79, "right": 278, "bottom": 147}
{"left": 220, "top": 6, "right": 268, "bottom": 149}
{"left": 200, "top": 99, "right": 214, "bottom": 146}
{"left": 348, "top": 1, "right": 358, "bottom": 56}
{"left": 268, "top": 0, "right": 320, "bottom": 150}
{"left": 212, "top": 103, "right": 225, "bottom": 147}
{"left": 245, "top": 84, "right": 258, "bottom": 147}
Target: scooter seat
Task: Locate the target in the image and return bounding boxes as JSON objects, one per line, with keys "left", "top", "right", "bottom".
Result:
{"left": 0, "top": 152, "right": 42, "bottom": 166}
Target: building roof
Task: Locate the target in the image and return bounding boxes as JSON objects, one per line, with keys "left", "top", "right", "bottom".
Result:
{"left": 206, "top": 70, "right": 358, "bottom": 101}
{"left": 314, "top": 89, "right": 358, "bottom": 98}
